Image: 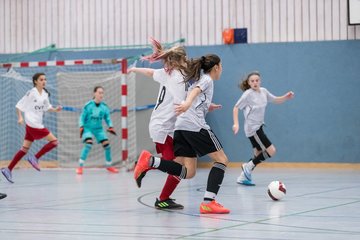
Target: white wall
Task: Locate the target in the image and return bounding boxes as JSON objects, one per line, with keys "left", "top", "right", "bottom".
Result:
{"left": 0, "top": 0, "right": 359, "bottom": 53}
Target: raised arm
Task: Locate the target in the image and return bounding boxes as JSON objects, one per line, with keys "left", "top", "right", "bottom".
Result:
{"left": 127, "top": 67, "right": 154, "bottom": 78}
{"left": 273, "top": 91, "right": 294, "bottom": 104}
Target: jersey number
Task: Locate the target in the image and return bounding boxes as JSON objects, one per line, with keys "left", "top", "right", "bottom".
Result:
{"left": 155, "top": 86, "right": 166, "bottom": 110}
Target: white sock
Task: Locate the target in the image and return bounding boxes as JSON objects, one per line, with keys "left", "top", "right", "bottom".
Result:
{"left": 152, "top": 156, "right": 161, "bottom": 168}
{"left": 204, "top": 191, "right": 216, "bottom": 202}
{"left": 248, "top": 161, "right": 255, "bottom": 170}
{"left": 79, "top": 159, "right": 85, "bottom": 167}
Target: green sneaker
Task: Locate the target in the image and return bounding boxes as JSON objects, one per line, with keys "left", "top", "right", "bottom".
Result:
{"left": 154, "top": 198, "right": 184, "bottom": 210}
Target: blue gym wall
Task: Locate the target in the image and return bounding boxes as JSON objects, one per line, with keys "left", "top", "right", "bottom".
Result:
{"left": 1, "top": 40, "right": 359, "bottom": 163}
{"left": 186, "top": 40, "right": 360, "bottom": 163}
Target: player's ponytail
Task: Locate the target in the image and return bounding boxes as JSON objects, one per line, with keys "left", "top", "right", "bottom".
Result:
{"left": 32, "top": 72, "right": 50, "bottom": 97}
{"left": 141, "top": 37, "right": 164, "bottom": 62}
{"left": 141, "top": 37, "right": 187, "bottom": 75}
{"left": 239, "top": 71, "right": 260, "bottom": 91}
{"left": 184, "top": 54, "right": 221, "bottom": 82}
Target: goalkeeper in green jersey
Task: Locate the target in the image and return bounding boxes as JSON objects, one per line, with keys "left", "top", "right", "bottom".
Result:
{"left": 77, "top": 86, "right": 118, "bottom": 175}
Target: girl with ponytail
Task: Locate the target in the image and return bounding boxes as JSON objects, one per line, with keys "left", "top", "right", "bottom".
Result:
{"left": 129, "top": 38, "right": 187, "bottom": 209}
{"left": 135, "top": 54, "right": 230, "bottom": 214}
{"left": 1, "top": 73, "right": 62, "bottom": 183}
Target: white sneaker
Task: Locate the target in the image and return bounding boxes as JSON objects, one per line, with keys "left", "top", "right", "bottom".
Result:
{"left": 242, "top": 163, "right": 253, "bottom": 181}
{"left": 237, "top": 171, "right": 246, "bottom": 182}
{"left": 237, "top": 171, "right": 255, "bottom": 186}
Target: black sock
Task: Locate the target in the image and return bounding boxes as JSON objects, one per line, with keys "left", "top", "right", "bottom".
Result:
{"left": 204, "top": 162, "right": 226, "bottom": 201}
{"left": 157, "top": 159, "right": 187, "bottom": 179}
{"left": 252, "top": 150, "right": 271, "bottom": 165}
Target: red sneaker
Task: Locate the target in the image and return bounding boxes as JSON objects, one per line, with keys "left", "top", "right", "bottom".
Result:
{"left": 199, "top": 200, "right": 230, "bottom": 214}
{"left": 134, "top": 150, "right": 152, "bottom": 188}
{"left": 106, "top": 167, "right": 119, "bottom": 173}
{"left": 76, "top": 167, "right": 83, "bottom": 175}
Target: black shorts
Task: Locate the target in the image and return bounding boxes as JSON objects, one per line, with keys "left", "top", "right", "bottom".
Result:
{"left": 173, "top": 129, "right": 223, "bottom": 158}
{"left": 249, "top": 126, "right": 272, "bottom": 151}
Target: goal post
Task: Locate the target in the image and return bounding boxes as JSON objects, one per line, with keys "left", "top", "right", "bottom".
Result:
{"left": 0, "top": 58, "right": 136, "bottom": 170}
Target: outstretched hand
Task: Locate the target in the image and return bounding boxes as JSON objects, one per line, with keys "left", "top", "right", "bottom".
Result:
{"left": 174, "top": 101, "right": 191, "bottom": 116}
{"left": 127, "top": 67, "right": 135, "bottom": 74}
{"left": 18, "top": 117, "right": 24, "bottom": 125}
{"left": 56, "top": 106, "right": 63, "bottom": 112}
{"left": 208, "top": 103, "right": 222, "bottom": 112}
{"left": 232, "top": 124, "right": 239, "bottom": 135}
{"left": 286, "top": 91, "right": 295, "bottom": 99}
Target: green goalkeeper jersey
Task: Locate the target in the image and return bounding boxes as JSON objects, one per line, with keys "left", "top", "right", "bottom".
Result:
{"left": 79, "top": 100, "right": 113, "bottom": 130}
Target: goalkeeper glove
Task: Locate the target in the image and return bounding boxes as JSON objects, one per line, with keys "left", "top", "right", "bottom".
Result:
{"left": 107, "top": 127, "right": 117, "bottom": 136}
{"left": 80, "top": 127, "right": 84, "bottom": 138}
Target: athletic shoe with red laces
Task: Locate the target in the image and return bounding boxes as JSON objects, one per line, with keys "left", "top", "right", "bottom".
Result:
{"left": 26, "top": 155, "right": 40, "bottom": 171}
{"left": 76, "top": 167, "right": 83, "bottom": 175}
{"left": 106, "top": 167, "right": 119, "bottom": 173}
{"left": 134, "top": 150, "right": 152, "bottom": 188}
{"left": 199, "top": 200, "right": 230, "bottom": 214}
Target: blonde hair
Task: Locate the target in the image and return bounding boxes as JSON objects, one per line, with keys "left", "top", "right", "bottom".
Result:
{"left": 141, "top": 37, "right": 187, "bottom": 74}
{"left": 239, "top": 71, "right": 261, "bottom": 91}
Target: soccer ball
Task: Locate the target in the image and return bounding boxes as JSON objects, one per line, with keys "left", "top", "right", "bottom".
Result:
{"left": 267, "top": 181, "right": 286, "bottom": 201}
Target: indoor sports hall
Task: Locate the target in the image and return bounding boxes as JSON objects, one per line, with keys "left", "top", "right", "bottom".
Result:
{"left": 0, "top": 0, "right": 359, "bottom": 239}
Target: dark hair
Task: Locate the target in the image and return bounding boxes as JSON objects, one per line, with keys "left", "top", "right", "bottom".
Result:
{"left": 93, "top": 86, "right": 104, "bottom": 93}
{"left": 239, "top": 71, "right": 261, "bottom": 91}
{"left": 32, "top": 72, "right": 50, "bottom": 96}
{"left": 184, "top": 54, "right": 221, "bottom": 82}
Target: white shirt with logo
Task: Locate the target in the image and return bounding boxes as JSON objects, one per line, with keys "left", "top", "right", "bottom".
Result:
{"left": 149, "top": 69, "right": 187, "bottom": 144}
{"left": 16, "top": 87, "right": 52, "bottom": 129}
{"left": 175, "top": 74, "right": 213, "bottom": 132}
{"left": 234, "top": 87, "right": 275, "bottom": 137}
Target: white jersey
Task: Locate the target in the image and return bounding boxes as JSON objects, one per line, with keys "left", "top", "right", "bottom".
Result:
{"left": 16, "top": 87, "right": 52, "bottom": 129}
{"left": 149, "top": 69, "right": 187, "bottom": 144}
{"left": 175, "top": 74, "right": 213, "bottom": 132}
{"left": 234, "top": 87, "right": 276, "bottom": 137}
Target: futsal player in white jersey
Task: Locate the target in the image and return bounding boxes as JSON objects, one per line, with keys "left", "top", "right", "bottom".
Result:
{"left": 232, "top": 71, "right": 294, "bottom": 186}
{"left": 135, "top": 54, "right": 229, "bottom": 214}
{"left": 1, "top": 73, "right": 62, "bottom": 183}
{"left": 130, "top": 38, "right": 188, "bottom": 209}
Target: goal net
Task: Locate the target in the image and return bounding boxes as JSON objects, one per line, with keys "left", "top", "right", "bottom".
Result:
{"left": 0, "top": 59, "right": 136, "bottom": 169}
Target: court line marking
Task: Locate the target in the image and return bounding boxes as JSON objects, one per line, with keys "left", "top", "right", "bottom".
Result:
{"left": 137, "top": 187, "right": 360, "bottom": 239}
